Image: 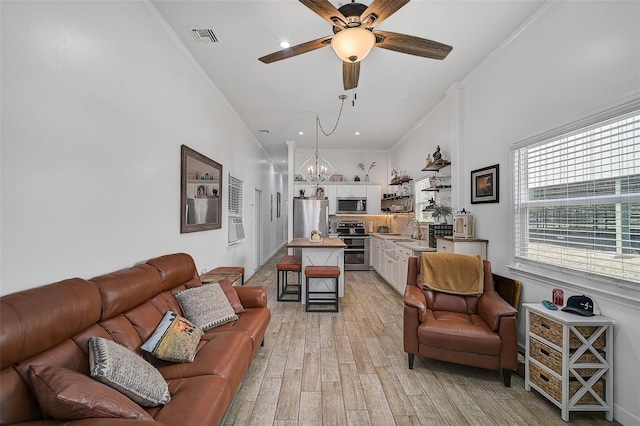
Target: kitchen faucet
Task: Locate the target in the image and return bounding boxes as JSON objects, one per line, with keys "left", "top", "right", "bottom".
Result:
{"left": 411, "top": 218, "right": 423, "bottom": 240}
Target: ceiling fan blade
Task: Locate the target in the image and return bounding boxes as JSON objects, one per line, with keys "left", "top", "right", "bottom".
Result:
{"left": 361, "top": 0, "right": 410, "bottom": 28}
{"left": 374, "top": 30, "right": 452, "bottom": 60}
{"left": 259, "top": 36, "right": 333, "bottom": 63}
{"left": 343, "top": 61, "right": 360, "bottom": 90}
{"left": 299, "top": 0, "right": 347, "bottom": 28}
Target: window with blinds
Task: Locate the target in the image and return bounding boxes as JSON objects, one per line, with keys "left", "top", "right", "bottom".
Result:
{"left": 513, "top": 110, "right": 640, "bottom": 284}
{"left": 415, "top": 177, "right": 435, "bottom": 222}
{"left": 228, "top": 174, "right": 244, "bottom": 244}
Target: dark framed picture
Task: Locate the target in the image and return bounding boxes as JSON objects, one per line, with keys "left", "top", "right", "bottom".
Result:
{"left": 315, "top": 186, "right": 325, "bottom": 200}
{"left": 276, "top": 192, "right": 281, "bottom": 218}
{"left": 471, "top": 164, "right": 499, "bottom": 204}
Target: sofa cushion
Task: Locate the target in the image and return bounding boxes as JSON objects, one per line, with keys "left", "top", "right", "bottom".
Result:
{"left": 141, "top": 311, "right": 203, "bottom": 363}
{"left": 29, "top": 365, "right": 153, "bottom": 421}
{"left": 173, "top": 283, "right": 238, "bottom": 331}
{"left": 186, "top": 277, "right": 245, "bottom": 314}
{"left": 417, "top": 311, "right": 502, "bottom": 355}
{"left": 89, "top": 337, "right": 171, "bottom": 407}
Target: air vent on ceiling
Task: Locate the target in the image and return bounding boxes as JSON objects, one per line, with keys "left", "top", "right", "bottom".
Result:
{"left": 192, "top": 29, "right": 219, "bottom": 44}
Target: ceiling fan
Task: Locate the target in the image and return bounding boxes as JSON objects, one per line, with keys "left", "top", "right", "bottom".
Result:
{"left": 258, "top": 0, "right": 452, "bottom": 90}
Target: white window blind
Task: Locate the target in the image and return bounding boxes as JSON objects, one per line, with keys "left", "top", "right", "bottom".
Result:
{"left": 514, "top": 110, "right": 640, "bottom": 283}
{"left": 415, "top": 177, "right": 435, "bottom": 222}
{"left": 228, "top": 174, "right": 244, "bottom": 244}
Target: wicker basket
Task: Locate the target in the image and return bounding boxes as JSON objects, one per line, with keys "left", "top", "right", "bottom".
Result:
{"left": 530, "top": 363, "right": 605, "bottom": 405}
{"left": 530, "top": 337, "right": 602, "bottom": 376}
{"left": 530, "top": 313, "right": 605, "bottom": 349}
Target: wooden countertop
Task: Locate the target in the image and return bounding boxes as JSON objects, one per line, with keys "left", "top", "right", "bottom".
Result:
{"left": 287, "top": 237, "right": 347, "bottom": 248}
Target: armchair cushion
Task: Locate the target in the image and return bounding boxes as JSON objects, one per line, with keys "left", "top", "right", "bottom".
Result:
{"left": 418, "top": 312, "right": 502, "bottom": 355}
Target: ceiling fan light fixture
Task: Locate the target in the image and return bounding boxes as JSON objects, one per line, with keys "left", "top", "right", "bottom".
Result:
{"left": 331, "top": 28, "right": 375, "bottom": 63}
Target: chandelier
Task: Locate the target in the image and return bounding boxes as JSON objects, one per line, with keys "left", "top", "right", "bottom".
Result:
{"left": 299, "top": 95, "right": 347, "bottom": 186}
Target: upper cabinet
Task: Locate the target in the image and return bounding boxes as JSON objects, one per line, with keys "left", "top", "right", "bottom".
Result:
{"left": 336, "top": 185, "right": 367, "bottom": 198}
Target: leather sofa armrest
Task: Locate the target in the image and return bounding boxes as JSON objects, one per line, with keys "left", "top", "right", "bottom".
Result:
{"left": 404, "top": 285, "right": 427, "bottom": 323}
{"left": 478, "top": 290, "right": 517, "bottom": 331}
{"left": 235, "top": 286, "right": 267, "bottom": 308}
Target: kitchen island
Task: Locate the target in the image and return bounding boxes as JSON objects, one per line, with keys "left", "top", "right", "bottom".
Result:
{"left": 287, "top": 237, "right": 346, "bottom": 304}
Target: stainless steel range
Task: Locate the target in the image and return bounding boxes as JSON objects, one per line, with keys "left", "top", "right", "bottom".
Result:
{"left": 337, "top": 222, "right": 370, "bottom": 271}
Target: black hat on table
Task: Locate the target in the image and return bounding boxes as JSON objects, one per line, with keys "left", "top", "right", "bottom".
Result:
{"left": 561, "top": 295, "right": 594, "bottom": 317}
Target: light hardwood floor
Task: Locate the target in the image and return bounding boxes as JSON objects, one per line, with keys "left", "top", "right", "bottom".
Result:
{"left": 224, "top": 248, "right": 618, "bottom": 425}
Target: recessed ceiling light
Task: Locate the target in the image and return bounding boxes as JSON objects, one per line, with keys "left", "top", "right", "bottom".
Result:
{"left": 354, "top": 131, "right": 360, "bottom": 135}
{"left": 281, "top": 160, "right": 286, "bottom": 163}
{"left": 280, "top": 41, "right": 290, "bottom": 48}
{"left": 298, "top": 131, "right": 304, "bottom": 135}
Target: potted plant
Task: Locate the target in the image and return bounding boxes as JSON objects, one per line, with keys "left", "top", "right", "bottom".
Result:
{"left": 431, "top": 204, "right": 453, "bottom": 224}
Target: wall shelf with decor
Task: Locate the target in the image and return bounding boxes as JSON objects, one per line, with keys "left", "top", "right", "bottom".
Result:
{"left": 390, "top": 177, "right": 412, "bottom": 186}
{"left": 422, "top": 159, "right": 451, "bottom": 171}
{"left": 422, "top": 185, "right": 451, "bottom": 192}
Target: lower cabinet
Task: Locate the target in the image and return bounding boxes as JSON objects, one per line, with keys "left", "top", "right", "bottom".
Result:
{"left": 383, "top": 254, "right": 398, "bottom": 289}
{"left": 437, "top": 236, "right": 488, "bottom": 258}
{"left": 396, "top": 246, "right": 412, "bottom": 295}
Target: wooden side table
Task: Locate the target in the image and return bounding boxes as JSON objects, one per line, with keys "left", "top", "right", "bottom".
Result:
{"left": 524, "top": 303, "right": 615, "bottom": 421}
{"left": 199, "top": 271, "right": 242, "bottom": 286}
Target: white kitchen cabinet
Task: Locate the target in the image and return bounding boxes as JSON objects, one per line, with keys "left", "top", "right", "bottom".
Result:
{"left": 383, "top": 253, "right": 398, "bottom": 289}
{"left": 437, "top": 236, "right": 488, "bottom": 258}
{"left": 336, "top": 185, "right": 367, "bottom": 198}
{"left": 327, "top": 185, "right": 337, "bottom": 214}
{"left": 370, "top": 236, "right": 384, "bottom": 272}
{"left": 396, "top": 246, "right": 412, "bottom": 295}
{"left": 366, "top": 185, "right": 381, "bottom": 214}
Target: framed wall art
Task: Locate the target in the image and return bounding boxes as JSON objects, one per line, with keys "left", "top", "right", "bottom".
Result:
{"left": 471, "top": 164, "right": 499, "bottom": 204}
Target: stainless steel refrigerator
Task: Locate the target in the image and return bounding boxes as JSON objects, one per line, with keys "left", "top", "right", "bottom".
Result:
{"left": 293, "top": 198, "right": 329, "bottom": 255}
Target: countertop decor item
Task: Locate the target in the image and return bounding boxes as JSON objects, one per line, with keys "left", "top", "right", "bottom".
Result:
{"left": 431, "top": 204, "right": 452, "bottom": 224}
{"left": 358, "top": 162, "right": 376, "bottom": 182}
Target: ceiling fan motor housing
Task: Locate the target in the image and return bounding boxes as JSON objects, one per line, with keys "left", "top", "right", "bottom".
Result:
{"left": 338, "top": 2, "right": 368, "bottom": 27}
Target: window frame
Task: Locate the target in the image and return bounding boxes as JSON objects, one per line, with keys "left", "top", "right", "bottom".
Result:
{"left": 511, "top": 100, "right": 640, "bottom": 287}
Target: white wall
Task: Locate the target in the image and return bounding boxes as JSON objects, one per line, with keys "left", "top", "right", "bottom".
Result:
{"left": 0, "top": 1, "right": 286, "bottom": 294}
{"left": 390, "top": 2, "right": 640, "bottom": 424}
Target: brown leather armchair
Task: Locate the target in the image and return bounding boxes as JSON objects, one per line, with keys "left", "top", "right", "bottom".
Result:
{"left": 403, "top": 256, "right": 518, "bottom": 386}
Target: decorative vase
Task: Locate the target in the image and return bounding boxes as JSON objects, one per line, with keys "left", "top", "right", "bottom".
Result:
{"left": 364, "top": 174, "right": 369, "bottom": 182}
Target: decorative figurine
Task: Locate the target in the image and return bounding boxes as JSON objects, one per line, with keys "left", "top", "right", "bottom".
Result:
{"left": 424, "top": 154, "right": 432, "bottom": 168}
{"left": 433, "top": 146, "right": 442, "bottom": 161}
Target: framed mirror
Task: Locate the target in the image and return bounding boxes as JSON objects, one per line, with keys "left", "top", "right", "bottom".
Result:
{"left": 181, "top": 145, "right": 222, "bottom": 233}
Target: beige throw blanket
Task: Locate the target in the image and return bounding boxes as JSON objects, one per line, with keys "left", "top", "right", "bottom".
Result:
{"left": 421, "top": 253, "right": 484, "bottom": 295}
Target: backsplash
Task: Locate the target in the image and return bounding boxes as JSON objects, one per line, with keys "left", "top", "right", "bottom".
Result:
{"left": 330, "top": 214, "right": 425, "bottom": 240}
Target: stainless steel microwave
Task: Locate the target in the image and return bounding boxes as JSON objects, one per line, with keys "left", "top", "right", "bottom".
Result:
{"left": 336, "top": 198, "right": 367, "bottom": 214}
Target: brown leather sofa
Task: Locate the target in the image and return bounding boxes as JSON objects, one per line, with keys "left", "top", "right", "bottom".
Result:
{"left": 403, "top": 256, "right": 518, "bottom": 386}
{"left": 0, "top": 253, "right": 270, "bottom": 425}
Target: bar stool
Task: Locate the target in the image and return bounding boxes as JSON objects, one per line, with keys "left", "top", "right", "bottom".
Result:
{"left": 277, "top": 255, "right": 302, "bottom": 301}
{"left": 304, "top": 265, "right": 340, "bottom": 312}
{"left": 208, "top": 266, "right": 245, "bottom": 285}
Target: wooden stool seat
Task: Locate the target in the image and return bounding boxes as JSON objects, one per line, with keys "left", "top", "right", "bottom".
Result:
{"left": 305, "top": 266, "right": 340, "bottom": 278}
{"left": 276, "top": 255, "right": 302, "bottom": 272}
{"left": 277, "top": 255, "right": 302, "bottom": 301}
{"left": 208, "top": 266, "right": 245, "bottom": 286}
{"left": 304, "top": 265, "right": 340, "bottom": 312}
